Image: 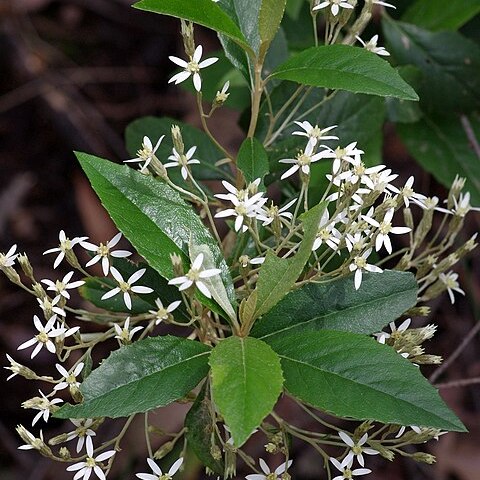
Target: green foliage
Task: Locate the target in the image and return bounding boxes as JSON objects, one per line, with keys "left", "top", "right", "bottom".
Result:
{"left": 268, "top": 330, "right": 466, "bottom": 432}
{"left": 270, "top": 45, "right": 419, "bottom": 100}
{"left": 252, "top": 270, "right": 418, "bottom": 341}
{"left": 237, "top": 138, "right": 269, "bottom": 187}
{"left": 259, "top": 0, "right": 287, "bottom": 49}
{"left": 398, "top": 112, "right": 480, "bottom": 204}
{"left": 56, "top": 336, "right": 211, "bottom": 418}
{"left": 77, "top": 153, "right": 236, "bottom": 312}
{"left": 209, "top": 336, "right": 284, "bottom": 447}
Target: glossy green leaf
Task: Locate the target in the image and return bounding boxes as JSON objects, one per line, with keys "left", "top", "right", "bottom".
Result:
{"left": 77, "top": 153, "right": 236, "bottom": 310}
{"left": 259, "top": 0, "right": 287, "bottom": 47}
{"left": 253, "top": 202, "right": 326, "bottom": 318}
{"left": 185, "top": 384, "right": 224, "bottom": 474}
{"left": 402, "top": 0, "right": 480, "bottom": 32}
{"left": 270, "top": 331, "right": 466, "bottom": 432}
{"left": 219, "top": 34, "right": 252, "bottom": 84}
{"left": 209, "top": 336, "right": 283, "bottom": 447}
{"left": 270, "top": 45, "right": 419, "bottom": 100}
{"left": 56, "top": 336, "right": 211, "bottom": 418}
{"left": 398, "top": 112, "right": 480, "bottom": 204}
{"left": 237, "top": 138, "right": 269, "bottom": 187}
{"left": 125, "top": 117, "right": 233, "bottom": 182}
{"left": 133, "top": 0, "right": 251, "bottom": 53}
{"left": 383, "top": 18, "right": 480, "bottom": 113}
{"left": 252, "top": 270, "right": 418, "bottom": 341}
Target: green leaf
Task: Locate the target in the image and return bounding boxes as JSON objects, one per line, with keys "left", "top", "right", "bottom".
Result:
{"left": 133, "top": 0, "right": 251, "bottom": 53}
{"left": 209, "top": 336, "right": 283, "bottom": 447}
{"left": 269, "top": 330, "right": 466, "bottom": 432}
{"left": 252, "top": 270, "right": 418, "bottom": 341}
{"left": 237, "top": 138, "right": 269, "bottom": 187}
{"left": 285, "top": 0, "right": 304, "bottom": 20}
{"left": 259, "top": 0, "right": 287, "bottom": 47}
{"left": 253, "top": 202, "right": 326, "bottom": 318}
{"left": 56, "top": 336, "right": 211, "bottom": 418}
{"left": 383, "top": 18, "right": 480, "bottom": 113}
{"left": 402, "top": 0, "right": 480, "bottom": 32}
{"left": 398, "top": 112, "right": 480, "bottom": 204}
{"left": 270, "top": 45, "right": 419, "bottom": 100}
{"left": 185, "top": 383, "right": 224, "bottom": 474}
{"left": 125, "top": 117, "right": 232, "bottom": 181}
{"left": 77, "top": 153, "right": 236, "bottom": 310}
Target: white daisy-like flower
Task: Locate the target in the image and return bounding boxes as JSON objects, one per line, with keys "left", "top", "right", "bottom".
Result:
{"left": 215, "top": 193, "right": 267, "bottom": 232}
{"left": 66, "top": 437, "right": 115, "bottom": 480}
{"left": 169, "top": 45, "right": 218, "bottom": 92}
{"left": 337, "top": 163, "right": 386, "bottom": 186}
{"left": 339, "top": 432, "right": 379, "bottom": 467}
{"left": 215, "top": 80, "right": 230, "bottom": 104}
{"left": 325, "top": 142, "right": 365, "bottom": 176}
{"left": 17, "top": 315, "right": 65, "bottom": 359}
{"left": 362, "top": 209, "right": 411, "bottom": 254}
{"left": 292, "top": 121, "right": 338, "bottom": 146}
{"left": 54, "top": 362, "right": 84, "bottom": 391}
{"left": 345, "top": 232, "right": 369, "bottom": 253}
{"left": 0, "top": 244, "right": 18, "bottom": 268}
{"left": 374, "top": 318, "right": 411, "bottom": 344}
{"left": 168, "top": 253, "right": 221, "bottom": 299}
{"left": 18, "top": 428, "right": 45, "bottom": 451}
{"left": 439, "top": 271, "right": 465, "bottom": 304}
{"left": 330, "top": 457, "right": 371, "bottom": 480}
{"left": 451, "top": 192, "right": 480, "bottom": 217}
{"left": 246, "top": 458, "right": 293, "bottom": 480}
{"left": 356, "top": 35, "right": 390, "bottom": 56}
{"left": 164, "top": 146, "right": 201, "bottom": 180}
{"left": 148, "top": 298, "right": 182, "bottom": 325}
{"left": 41, "top": 271, "right": 85, "bottom": 301}
{"left": 280, "top": 139, "right": 331, "bottom": 179}
{"left": 100, "top": 267, "right": 154, "bottom": 310}
{"left": 312, "top": 209, "right": 342, "bottom": 251}
{"left": 28, "top": 390, "right": 63, "bottom": 426}
{"left": 395, "top": 425, "right": 422, "bottom": 438}
{"left": 5, "top": 354, "right": 24, "bottom": 381}
{"left": 66, "top": 419, "right": 97, "bottom": 453}
{"left": 257, "top": 198, "right": 297, "bottom": 227}
{"left": 215, "top": 179, "right": 262, "bottom": 203}
{"left": 362, "top": 168, "right": 398, "bottom": 194}
{"left": 136, "top": 457, "right": 183, "bottom": 480}
{"left": 37, "top": 296, "right": 67, "bottom": 317}
{"left": 125, "top": 135, "right": 164, "bottom": 171}
{"left": 397, "top": 176, "right": 426, "bottom": 208}
{"left": 349, "top": 249, "right": 383, "bottom": 290}
{"left": 81, "top": 232, "right": 132, "bottom": 276}
{"left": 114, "top": 317, "right": 144, "bottom": 344}
{"left": 43, "top": 230, "right": 88, "bottom": 269}
{"left": 313, "top": 0, "right": 355, "bottom": 16}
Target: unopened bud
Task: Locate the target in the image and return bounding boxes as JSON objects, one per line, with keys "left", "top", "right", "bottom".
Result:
{"left": 171, "top": 125, "right": 184, "bottom": 155}
{"left": 181, "top": 20, "right": 196, "bottom": 58}
{"left": 414, "top": 208, "right": 434, "bottom": 246}
{"left": 49, "top": 433, "right": 69, "bottom": 446}
{"left": 265, "top": 442, "right": 278, "bottom": 453}
{"left": 413, "top": 354, "right": 443, "bottom": 365}
{"left": 2, "top": 266, "right": 22, "bottom": 285}
{"left": 16, "top": 425, "right": 53, "bottom": 457}
{"left": 403, "top": 208, "right": 414, "bottom": 230}
{"left": 59, "top": 446, "right": 71, "bottom": 460}
{"left": 153, "top": 441, "right": 174, "bottom": 460}
{"left": 5, "top": 354, "right": 39, "bottom": 381}
{"left": 17, "top": 254, "right": 35, "bottom": 280}
{"left": 412, "top": 452, "right": 436, "bottom": 464}
{"left": 404, "top": 306, "right": 430, "bottom": 317}
{"left": 65, "top": 250, "right": 82, "bottom": 270}
{"left": 211, "top": 444, "right": 222, "bottom": 461}
{"left": 32, "top": 282, "right": 47, "bottom": 299}
{"left": 170, "top": 253, "right": 184, "bottom": 278}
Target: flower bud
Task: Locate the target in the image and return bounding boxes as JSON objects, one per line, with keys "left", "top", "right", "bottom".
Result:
{"left": 153, "top": 441, "right": 174, "bottom": 460}
{"left": 181, "top": 20, "right": 196, "bottom": 58}
{"left": 59, "top": 446, "right": 71, "bottom": 460}
{"left": 412, "top": 452, "right": 436, "bottom": 464}
{"left": 17, "top": 253, "right": 35, "bottom": 280}
{"left": 171, "top": 125, "right": 185, "bottom": 155}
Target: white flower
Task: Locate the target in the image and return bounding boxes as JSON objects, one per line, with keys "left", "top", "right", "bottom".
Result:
{"left": 41, "top": 271, "right": 85, "bottom": 301}
{"left": 324, "top": 142, "right": 365, "bottom": 175}
{"left": 246, "top": 458, "right": 293, "bottom": 480}
{"left": 439, "top": 271, "right": 465, "bottom": 304}
{"left": 280, "top": 139, "right": 331, "bottom": 179}
{"left": 398, "top": 176, "right": 426, "bottom": 208}
{"left": 339, "top": 432, "right": 379, "bottom": 467}
{"left": 169, "top": 45, "right": 218, "bottom": 92}
{"left": 114, "top": 317, "right": 144, "bottom": 343}
{"left": 37, "top": 295, "right": 67, "bottom": 317}
{"left": 81, "top": 232, "right": 132, "bottom": 276}
{"left": 164, "top": 146, "right": 201, "bottom": 180}
{"left": 337, "top": 163, "right": 386, "bottom": 186}
{"left": 362, "top": 209, "right": 411, "bottom": 254}
{"left": 28, "top": 390, "right": 63, "bottom": 426}
{"left": 395, "top": 425, "right": 422, "bottom": 438}
{"left": 136, "top": 457, "right": 183, "bottom": 480}
{"left": 215, "top": 193, "right": 266, "bottom": 232}
{"left": 66, "top": 419, "right": 97, "bottom": 453}
{"left": 0, "top": 244, "right": 18, "bottom": 268}
{"left": 356, "top": 35, "right": 390, "bottom": 56}
{"left": 375, "top": 318, "right": 411, "bottom": 344}
{"left": 148, "top": 298, "right": 182, "bottom": 325}
{"left": 18, "top": 428, "right": 45, "bottom": 451}
{"left": 292, "top": 121, "right": 338, "bottom": 146}
{"left": 312, "top": 209, "right": 342, "bottom": 251}
{"left": 54, "top": 362, "right": 84, "bottom": 391}
{"left": 17, "top": 315, "right": 65, "bottom": 359}
{"left": 43, "top": 230, "right": 88, "bottom": 269}
{"left": 330, "top": 457, "right": 371, "bottom": 480}
{"left": 257, "top": 198, "right": 297, "bottom": 226}
{"left": 362, "top": 168, "right": 398, "bottom": 194}
{"left": 101, "top": 267, "right": 153, "bottom": 310}
{"left": 451, "top": 192, "right": 480, "bottom": 217}
{"left": 349, "top": 249, "right": 383, "bottom": 290}
{"left": 125, "top": 135, "right": 164, "bottom": 171}
{"left": 5, "top": 354, "right": 24, "bottom": 381}
{"left": 168, "top": 253, "right": 221, "bottom": 299}
{"left": 66, "top": 437, "right": 115, "bottom": 480}
{"left": 345, "top": 233, "right": 369, "bottom": 253}
{"left": 215, "top": 80, "right": 230, "bottom": 103}
{"left": 215, "top": 179, "right": 262, "bottom": 203}
{"left": 313, "top": 0, "right": 355, "bottom": 16}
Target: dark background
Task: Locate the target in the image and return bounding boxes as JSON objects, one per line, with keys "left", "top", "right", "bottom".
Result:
{"left": 0, "top": 1, "right": 479, "bottom": 479}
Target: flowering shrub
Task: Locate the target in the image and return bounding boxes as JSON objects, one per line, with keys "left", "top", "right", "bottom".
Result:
{"left": 3, "top": 1, "right": 480, "bottom": 479}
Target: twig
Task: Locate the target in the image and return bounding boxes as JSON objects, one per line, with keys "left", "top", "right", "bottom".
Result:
{"left": 460, "top": 114, "right": 480, "bottom": 159}
{"left": 435, "top": 377, "right": 480, "bottom": 389}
